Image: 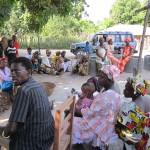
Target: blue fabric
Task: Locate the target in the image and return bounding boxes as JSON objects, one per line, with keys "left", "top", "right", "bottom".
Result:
{"left": 2, "top": 81, "right": 13, "bottom": 94}
{"left": 84, "top": 46, "right": 90, "bottom": 54}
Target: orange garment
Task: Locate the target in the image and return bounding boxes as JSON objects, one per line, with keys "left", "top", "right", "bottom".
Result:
{"left": 14, "top": 41, "right": 19, "bottom": 56}
{"left": 106, "top": 45, "right": 120, "bottom": 67}
{"left": 119, "top": 45, "right": 133, "bottom": 73}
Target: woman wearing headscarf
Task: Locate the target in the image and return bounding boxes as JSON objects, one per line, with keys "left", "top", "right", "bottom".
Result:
{"left": 116, "top": 75, "right": 150, "bottom": 150}
{"left": 106, "top": 37, "right": 120, "bottom": 67}
{"left": 119, "top": 38, "right": 133, "bottom": 73}
{"left": 72, "top": 65, "right": 122, "bottom": 149}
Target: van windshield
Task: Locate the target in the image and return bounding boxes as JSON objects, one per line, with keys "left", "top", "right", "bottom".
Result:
{"left": 90, "top": 33, "right": 133, "bottom": 43}
{"left": 120, "top": 34, "right": 133, "bottom": 42}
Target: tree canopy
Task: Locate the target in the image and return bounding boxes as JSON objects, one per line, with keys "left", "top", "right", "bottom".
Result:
{"left": 109, "top": 0, "right": 145, "bottom": 25}
{"left": 0, "top": 0, "right": 87, "bottom": 32}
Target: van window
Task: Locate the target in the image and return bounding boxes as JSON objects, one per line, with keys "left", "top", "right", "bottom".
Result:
{"left": 108, "top": 35, "right": 120, "bottom": 42}
{"left": 126, "top": 34, "right": 133, "bottom": 41}
{"left": 121, "top": 34, "right": 133, "bottom": 42}
{"left": 115, "top": 35, "right": 120, "bottom": 42}
{"left": 92, "top": 34, "right": 103, "bottom": 42}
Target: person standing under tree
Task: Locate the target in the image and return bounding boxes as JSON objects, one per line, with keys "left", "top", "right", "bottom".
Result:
{"left": 12, "top": 35, "right": 19, "bottom": 57}
{"left": 5, "top": 40, "right": 17, "bottom": 67}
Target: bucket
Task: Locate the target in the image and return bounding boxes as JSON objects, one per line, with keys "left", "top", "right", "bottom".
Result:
{"left": 124, "top": 56, "right": 143, "bottom": 73}
{"left": 89, "top": 56, "right": 97, "bottom": 76}
{"left": 144, "top": 55, "right": 150, "bottom": 71}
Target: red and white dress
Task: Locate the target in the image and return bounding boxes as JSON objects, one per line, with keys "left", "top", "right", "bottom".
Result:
{"left": 72, "top": 90, "right": 122, "bottom": 150}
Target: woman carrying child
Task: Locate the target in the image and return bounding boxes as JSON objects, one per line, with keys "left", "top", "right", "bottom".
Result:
{"left": 72, "top": 65, "right": 122, "bottom": 149}
{"left": 75, "top": 82, "right": 96, "bottom": 117}
{"left": 31, "top": 51, "right": 42, "bottom": 74}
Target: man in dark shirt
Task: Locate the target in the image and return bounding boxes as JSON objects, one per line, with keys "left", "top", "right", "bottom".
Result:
{"left": 3, "top": 57, "right": 54, "bottom": 150}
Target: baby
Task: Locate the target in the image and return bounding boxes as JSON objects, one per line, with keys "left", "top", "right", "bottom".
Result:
{"left": 75, "top": 82, "right": 96, "bottom": 110}
{"left": 64, "top": 82, "right": 96, "bottom": 118}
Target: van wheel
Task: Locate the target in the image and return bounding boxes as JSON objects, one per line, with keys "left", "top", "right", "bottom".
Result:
{"left": 76, "top": 48, "right": 84, "bottom": 59}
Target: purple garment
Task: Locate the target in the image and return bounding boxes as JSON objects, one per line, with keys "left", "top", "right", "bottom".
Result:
{"left": 0, "top": 67, "right": 12, "bottom": 81}
{"left": 75, "top": 97, "right": 94, "bottom": 110}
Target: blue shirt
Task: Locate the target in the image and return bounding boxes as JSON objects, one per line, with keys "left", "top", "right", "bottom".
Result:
{"left": 84, "top": 45, "right": 90, "bottom": 53}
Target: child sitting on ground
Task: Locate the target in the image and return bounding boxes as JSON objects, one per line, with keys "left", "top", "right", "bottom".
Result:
{"left": 55, "top": 57, "right": 64, "bottom": 76}
{"left": 72, "top": 55, "right": 89, "bottom": 76}
{"left": 31, "top": 51, "right": 42, "bottom": 74}
{"left": 26, "top": 47, "right": 32, "bottom": 60}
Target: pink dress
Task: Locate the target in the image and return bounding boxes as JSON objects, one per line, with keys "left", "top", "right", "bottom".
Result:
{"left": 0, "top": 67, "right": 12, "bottom": 81}
{"left": 72, "top": 90, "right": 122, "bottom": 149}
{"left": 106, "top": 44, "right": 120, "bottom": 67}
{"left": 75, "top": 97, "right": 94, "bottom": 110}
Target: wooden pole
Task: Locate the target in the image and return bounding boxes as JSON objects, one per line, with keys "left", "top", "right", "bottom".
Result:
{"left": 136, "top": 0, "right": 150, "bottom": 75}
{"left": 135, "top": 5, "right": 150, "bottom": 13}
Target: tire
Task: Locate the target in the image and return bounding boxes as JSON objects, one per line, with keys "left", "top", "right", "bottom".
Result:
{"left": 76, "top": 48, "right": 84, "bottom": 59}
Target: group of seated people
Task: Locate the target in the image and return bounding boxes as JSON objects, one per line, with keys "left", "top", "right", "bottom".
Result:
{"left": 71, "top": 65, "right": 150, "bottom": 150}
{"left": 25, "top": 48, "right": 72, "bottom": 76}
{"left": 0, "top": 49, "right": 72, "bottom": 96}
{"left": 73, "top": 37, "right": 134, "bottom": 76}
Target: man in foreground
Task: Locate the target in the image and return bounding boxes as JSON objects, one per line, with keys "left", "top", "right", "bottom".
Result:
{"left": 3, "top": 57, "right": 54, "bottom": 150}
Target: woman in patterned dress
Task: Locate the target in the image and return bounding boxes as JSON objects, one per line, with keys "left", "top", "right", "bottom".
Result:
{"left": 116, "top": 76, "right": 150, "bottom": 150}
{"left": 72, "top": 65, "right": 122, "bottom": 149}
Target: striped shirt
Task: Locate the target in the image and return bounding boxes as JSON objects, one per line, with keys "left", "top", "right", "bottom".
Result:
{"left": 9, "top": 77, "right": 54, "bottom": 150}
{"left": 6, "top": 47, "right": 17, "bottom": 65}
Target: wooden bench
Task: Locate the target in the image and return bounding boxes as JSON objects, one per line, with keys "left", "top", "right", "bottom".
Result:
{"left": 50, "top": 96, "right": 75, "bottom": 150}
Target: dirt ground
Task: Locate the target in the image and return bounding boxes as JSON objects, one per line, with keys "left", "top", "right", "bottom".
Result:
{"left": 0, "top": 48, "right": 150, "bottom": 149}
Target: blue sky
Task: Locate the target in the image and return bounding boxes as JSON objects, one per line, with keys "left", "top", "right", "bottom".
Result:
{"left": 83, "top": 0, "right": 116, "bottom": 24}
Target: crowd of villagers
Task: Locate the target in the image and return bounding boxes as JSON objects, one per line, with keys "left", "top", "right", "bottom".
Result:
{"left": 72, "top": 37, "right": 134, "bottom": 76}
{"left": 0, "top": 35, "right": 72, "bottom": 94}
{"left": 1, "top": 35, "right": 150, "bottom": 150}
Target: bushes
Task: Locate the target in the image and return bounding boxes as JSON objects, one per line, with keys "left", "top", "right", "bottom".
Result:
{"left": 19, "top": 35, "right": 86, "bottom": 49}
